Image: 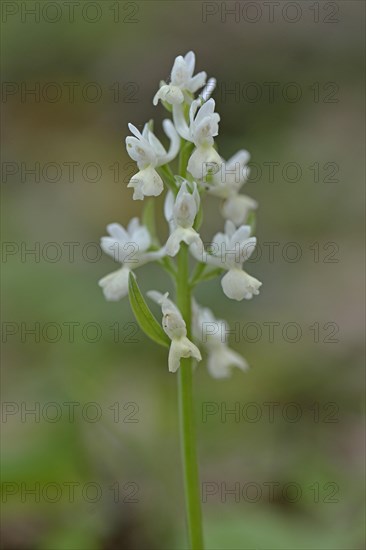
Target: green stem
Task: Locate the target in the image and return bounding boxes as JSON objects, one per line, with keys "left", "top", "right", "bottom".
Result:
{"left": 179, "top": 139, "right": 194, "bottom": 178}
{"left": 158, "top": 165, "right": 177, "bottom": 193}
{"left": 176, "top": 244, "right": 204, "bottom": 550}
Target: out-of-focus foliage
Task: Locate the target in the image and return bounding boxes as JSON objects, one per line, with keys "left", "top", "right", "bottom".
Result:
{"left": 1, "top": 1, "right": 364, "bottom": 549}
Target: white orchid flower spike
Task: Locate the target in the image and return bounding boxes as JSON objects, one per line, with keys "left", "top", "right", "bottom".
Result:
{"left": 99, "top": 219, "right": 165, "bottom": 301}
{"left": 153, "top": 51, "right": 207, "bottom": 106}
{"left": 164, "top": 179, "right": 204, "bottom": 257}
{"left": 99, "top": 51, "right": 264, "bottom": 539}
{"left": 148, "top": 291, "right": 202, "bottom": 373}
{"left": 125, "top": 119, "right": 180, "bottom": 200}
{"left": 192, "top": 301, "right": 248, "bottom": 378}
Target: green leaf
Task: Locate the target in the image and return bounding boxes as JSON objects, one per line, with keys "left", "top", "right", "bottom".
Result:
{"left": 128, "top": 273, "right": 170, "bottom": 348}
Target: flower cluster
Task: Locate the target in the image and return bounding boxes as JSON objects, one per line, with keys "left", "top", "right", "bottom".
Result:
{"left": 99, "top": 51, "right": 262, "bottom": 377}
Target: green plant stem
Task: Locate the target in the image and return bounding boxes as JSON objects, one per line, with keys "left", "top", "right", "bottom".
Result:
{"left": 176, "top": 243, "right": 204, "bottom": 550}
{"left": 179, "top": 139, "right": 194, "bottom": 178}
{"left": 158, "top": 165, "right": 177, "bottom": 193}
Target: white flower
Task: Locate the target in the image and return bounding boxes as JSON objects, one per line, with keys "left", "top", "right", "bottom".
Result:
{"left": 99, "top": 218, "right": 165, "bottom": 301}
{"left": 221, "top": 195, "right": 257, "bottom": 226}
{"left": 206, "top": 150, "right": 257, "bottom": 225}
{"left": 164, "top": 179, "right": 204, "bottom": 257}
{"left": 207, "top": 345, "right": 248, "bottom": 378}
{"left": 125, "top": 119, "right": 180, "bottom": 200}
{"left": 192, "top": 301, "right": 248, "bottom": 378}
{"left": 190, "top": 220, "right": 262, "bottom": 301}
{"left": 98, "top": 268, "right": 131, "bottom": 303}
{"left": 153, "top": 51, "right": 207, "bottom": 106}
{"left": 147, "top": 291, "right": 202, "bottom": 373}
{"left": 173, "top": 98, "right": 222, "bottom": 179}
{"left": 209, "top": 150, "right": 250, "bottom": 197}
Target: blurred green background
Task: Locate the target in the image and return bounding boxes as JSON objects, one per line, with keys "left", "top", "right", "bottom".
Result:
{"left": 1, "top": 1, "right": 365, "bottom": 549}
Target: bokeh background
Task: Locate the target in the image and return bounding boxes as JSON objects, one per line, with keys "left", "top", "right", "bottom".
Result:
{"left": 1, "top": 1, "right": 365, "bottom": 549}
